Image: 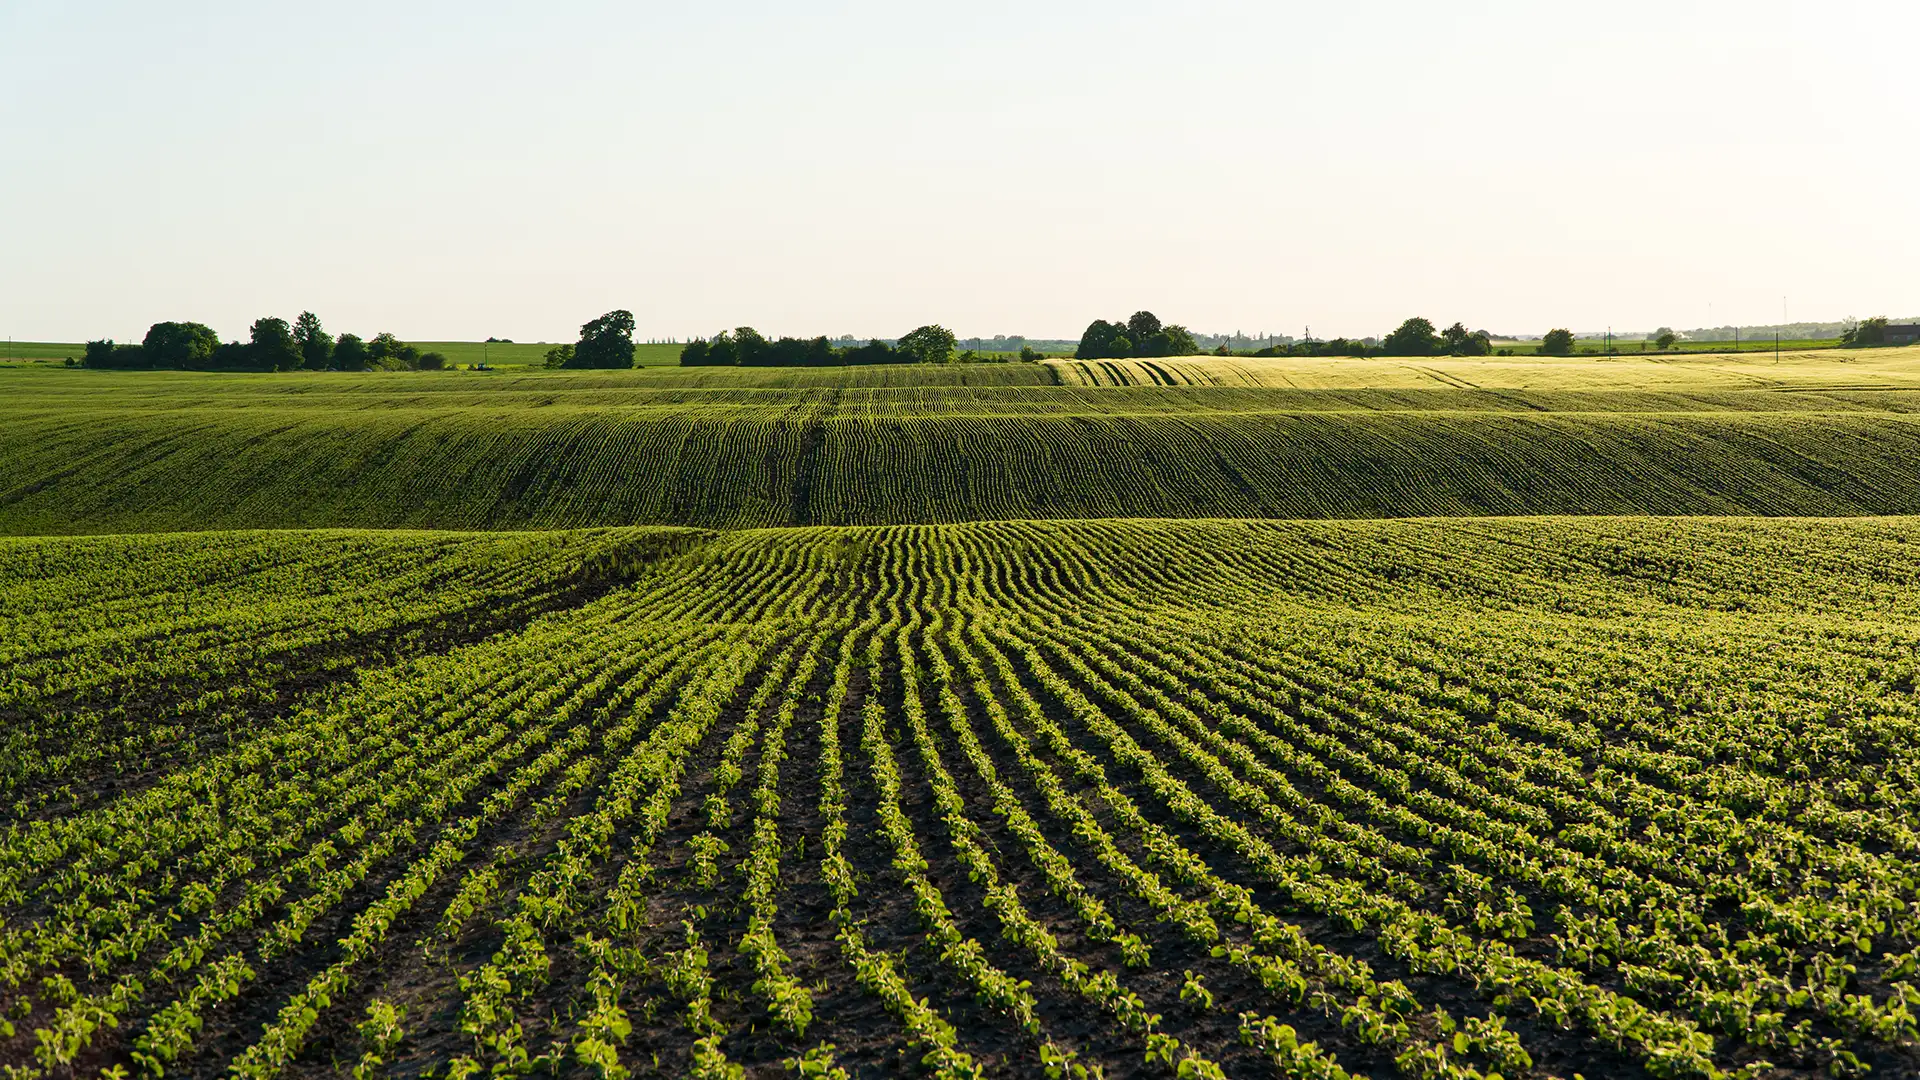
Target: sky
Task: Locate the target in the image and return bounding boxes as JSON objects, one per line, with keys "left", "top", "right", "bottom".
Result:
{"left": 3, "top": 0, "right": 1915, "bottom": 344}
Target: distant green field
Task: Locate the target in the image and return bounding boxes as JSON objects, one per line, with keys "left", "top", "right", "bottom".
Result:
{"left": 9, "top": 347, "right": 1920, "bottom": 533}
{"left": 0, "top": 341, "right": 85, "bottom": 362}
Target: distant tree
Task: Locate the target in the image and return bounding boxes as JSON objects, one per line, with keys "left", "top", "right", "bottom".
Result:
{"left": 1540, "top": 328, "right": 1577, "bottom": 356}
{"left": 1317, "top": 337, "right": 1371, "bottom": 357}
{"left": 678, "top": 339, "right": 712, "bottom": 366}
{"left": 897, "top": 324, "right": 957, "bottom": 364}
{"left": 571, "top": 309, "right": 636, "bottom": 368}
{"left": 1159, "top": 324, "right": 1199, "bottom": 356}
{"left": 1018, "top": 345, "right": 1043, "bottom": 362}
{"left": 249, "top": 317, "right": 303, "bottom": 371}
{"left": 1382, "top": 317, "right": 1442, "bottom": 357}
{"left": 766, "top": 336, "right": 809, "bottom": 366}
{"left": 208, "top": 341, "right": 254, "bottom": 370}
{"left": 143, "top": 322, "right": 220, "bottom": 369}
{"left": 802, "top": 336, "right": 838, "bottom": 367}
{"left": 1126, "top": 311, "right": 1163, "bottom": 343}
{"left": 334, "top": 333, "right": 369, "bottom": 371}
{"left": 292, "top": 312, "right": 334, "bottom": 370}
{"left": 1076, "top": 319, "right": 1130, "bottom": 360}
{"left": 544, "top": 344, "right": 577, "bottom": 368}
{"left": 730, "top": 327, "right": 772, "bottom": 366}
{"left": 1440, "top": 322, "right": 1492, "bottom": 356}
{"left": 366, "top": 332, "right": 421, "bottom": 370}
{"left": 1842, "top": 316, "right": 1889, "bottom": 347}
{"left": 1654, "top": 330, "right": 1678, "bottom": 350}
{"left": 843, "top": 338, "right": 895, "bottom": 365}
{"left": 706, "top": 331, "right": 741, "bottom": 366}
{"left": 81, "top": 339, "right": 120, "bottom": 369}
{"left": 484, "top": 336, "right": 513, "bottom": 343}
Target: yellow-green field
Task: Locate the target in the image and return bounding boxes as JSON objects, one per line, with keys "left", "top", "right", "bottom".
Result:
{"left": 5, "top": 348, "right": 1920, "bottom": 534}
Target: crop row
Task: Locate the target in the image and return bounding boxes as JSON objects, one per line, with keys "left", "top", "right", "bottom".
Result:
{"left": 12, "top": 402, "right": 1920, "bottom": 534}
{"left": 5, "top": 517, "right": 1920, "bottom": 1077}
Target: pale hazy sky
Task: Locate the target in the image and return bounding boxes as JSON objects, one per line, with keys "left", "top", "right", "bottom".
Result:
{"left": 3, "top": 1, "right": 1914, "bottom": 344}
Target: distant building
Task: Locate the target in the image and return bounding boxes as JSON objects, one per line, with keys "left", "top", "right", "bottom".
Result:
{"left": 1888, "top": 324, "right": 1920, "bottom": 345}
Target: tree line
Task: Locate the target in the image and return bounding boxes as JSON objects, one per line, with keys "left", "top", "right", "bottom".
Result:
{"left": 1073, "top": 314, "right": 1593, "bottom": 359}
{"left": 84, "top": 314, "right": 447, "bottom": 371}
{"left": 679, "top": 325, "right": 1023, "bottom": 366}
{"left": 1246, "top": 318, "right": 1513, "bottom": 358}
{"left": 1073, "top": 312, "right": 1199, "bottom": 359}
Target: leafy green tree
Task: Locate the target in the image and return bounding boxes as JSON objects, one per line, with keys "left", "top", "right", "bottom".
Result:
{"left": 1160, "top": 325, "right": 1199, "bottom": 356}
{"left": 334, "top": 333, "right": 369, "bottom": 371}
{"left": 544, "top": 344, "right": 576, "bottom": 368}
{"left": 250, "top": 317, "right": 303, "bottom": 371}
{"left": 1018, "top": 345, "right": 1043, "bottom": 362}
{"left": 1138, "top": 323, "right": 1199, "bottom": 357}
{"left": 897, "top": 324, "right": 957, "bottom": 364}
{"left": 678, "top": 339, "right": 712, "bottom": 366}
{"left": 1440, "top": 322, "right": 1492, "bottom": 356}
{"left": 843, "top": 338, "right": 894, "bottom": 365}
{"left": 417, "top": 351, "right": 448, "bottom": 370}
{"left": 1540, "top": 328, "right": 1577, "bottom": 356}
{"left": 705, "top": 331, "right": 741, "bottom": 366}
{"left": 730, "top": 327, "right": 771, "bottom": 367}
{"left": 1126, "top": 311, "right": 1163, "bottom": 342}
{"left": 82, "top": 339, "right": 124, "bottom": 369}
{"left": 1076, "top": 319, "right": 1130, "bottom": 359}
{"left": 142, "top": 322, "right": 220, "bottom": 369}
{"left": 366, "top": 332, "right": 421, "bottom": 369}
{"left": 1654, "top": 330, "right": 1678, "bottom": 350}
{"left": 804, "top": 336, "right": 838, "bottom": 367}
{"left": 766, "top": 336, "right": 810, "bottom": 366}
{"left": 571, "top": 309, "right": 636, "bottom": 368}
{"left": 206, "top": 341, "right": 252, "bottom": 369}
{"left": 293, "top": 312, "right": 334, "bottom": 370}
{"left": 1382, "top": 317, "right": 1442, "bottom": 356}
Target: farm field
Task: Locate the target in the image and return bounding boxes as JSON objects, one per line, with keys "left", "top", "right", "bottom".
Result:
{"left": 0, "top": 342, "right": 87, "bottom": 363}
{"left": 7, "top": 349, "right": 1920, "bottom": 534}
{"left": 5, "top": 517, "right": 1920, "bottom": 1079}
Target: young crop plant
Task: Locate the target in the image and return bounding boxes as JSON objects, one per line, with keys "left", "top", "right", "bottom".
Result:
{"left": 6, "top": 518, "right": 1920, "bottom": 1078}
